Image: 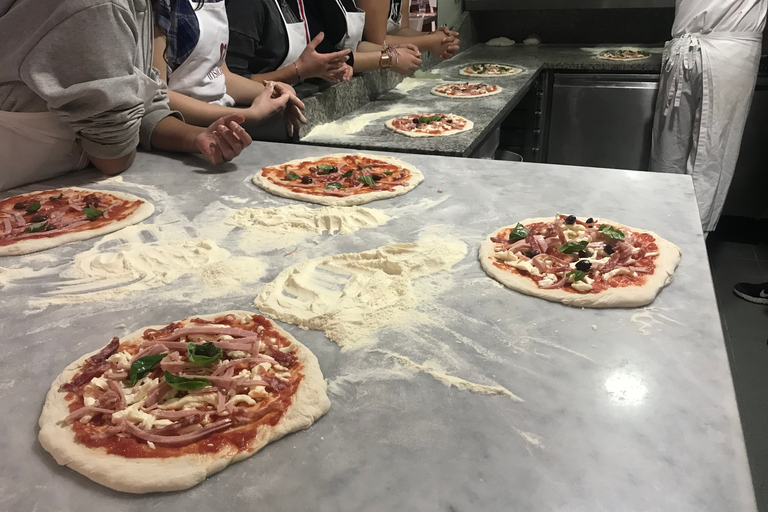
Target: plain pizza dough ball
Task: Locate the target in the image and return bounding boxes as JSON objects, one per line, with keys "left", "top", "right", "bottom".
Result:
{"left": 486, "top": 37, "right": 515, "bottom": 47}
{"left": 523, "top": 34, "right": 541, "bottom": 45}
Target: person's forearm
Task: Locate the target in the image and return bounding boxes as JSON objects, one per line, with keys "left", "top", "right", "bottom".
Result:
{"left": 351, "top": 51, "right": 384, "bottom": 73}
{"left": 167, "top": 90, "right": 240, "bottom": 127}
{"left": 395, "top": 28, "right": 424, "bottom": 37}
{"left": 250, "top": 66, "right": 301, "bottom": 86}
{"left": 223, "top": 68, "right": 266, "bottom": 104}
{"left": 149, "top": 116, "right": 203, "bottom": 154}
{"left": 87, "top": 151, "right": 137, "bottom": 175}
{"left": 382, "top": 33, "right": 432, "bottom": 52}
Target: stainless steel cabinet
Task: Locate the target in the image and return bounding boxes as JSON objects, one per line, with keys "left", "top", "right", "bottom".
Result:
{"left": 546, "top": 73, "right": 660, "bottom": 171}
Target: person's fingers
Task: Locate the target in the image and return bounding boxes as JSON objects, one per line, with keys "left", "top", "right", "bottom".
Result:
{"left": 288, "top": 94, "right": 305, "bottom": 110}
{"left": 217, "top": 124, "right": 243, "bottom": 155}
{"left": 294, "top": 105, "right": 307, "bottom": 124}
{"left": 203, "top": 141, "right": 224, "bottom": 165}
{"left": 213, "top": 130, "right": 235, "bottom": 162}
{"left": 229, "top": 121, "right": 253, "bottom": 147}
{"left": 308, "top": 32, "right": 324, "bottom": 49}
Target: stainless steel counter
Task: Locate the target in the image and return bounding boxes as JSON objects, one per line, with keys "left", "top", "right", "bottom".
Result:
{"left": 0, "top": 142, "right": 755, "bottom": 511}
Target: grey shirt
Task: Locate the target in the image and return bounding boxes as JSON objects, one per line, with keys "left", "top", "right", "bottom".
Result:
{"left": 0, "top": 0, "right": 179, "bottom": 158}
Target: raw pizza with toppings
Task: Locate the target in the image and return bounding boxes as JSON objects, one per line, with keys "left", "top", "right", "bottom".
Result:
{"left": 479, "top": 214, "right": 681, "bottom": 308}
{"left": 0, "top": 187, "right": 154, "bottom": 256}
{"left": 253, "top": 153, "right": 425, "bottom": 206}
{"left": 459, "top": 63, "right": 522, "bottom": 77}
{"left": 38, "top": 311, "right": 330, "bottom": 493}
{"left": 431, "top": 82, "right": 503, "bottom": 99}
{"left": 597, "top": 49, "right": 651, "bottom": 61}
{"left": 385, "top": 113, "right": 473, "bottom": 138}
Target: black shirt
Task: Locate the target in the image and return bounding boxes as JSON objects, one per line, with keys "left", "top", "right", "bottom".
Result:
{"left": 304, "top": 0, "right": 356, "bottom": 64}
{"left": 225, "top": 0, "right": 301, "bottom": 77}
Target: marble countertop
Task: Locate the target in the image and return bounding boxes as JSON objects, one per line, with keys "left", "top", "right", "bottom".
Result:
{"left": 0, "top": 142, "right": 754, "bottom": 511}
{"left": 301, "top": 44, "right": 664, "bottom": 157}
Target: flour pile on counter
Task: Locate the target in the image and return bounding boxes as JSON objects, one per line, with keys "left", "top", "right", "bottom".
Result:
{"left": 255, "top": 235, "right": 467, "bottom": 349}
{"left": 228, "top": 204, "right": 390, "bottom": 251}
{"left": 32, "top": 224, "right": 265, "bottom": 306}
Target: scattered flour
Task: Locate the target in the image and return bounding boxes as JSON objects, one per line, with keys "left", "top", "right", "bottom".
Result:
{"left": 513, "top": 427, "right": 544, "bottom": 449}
{"left": 228, "top": 204, "right": 391, "bottom": 252}
{"left": 303, "top": 105, "right": 412, "bottom": 140}
{"left": 0, "top": 266, "right": 39, "bottom": 287}
{"left": 630, "top": 307, "right": 682, "bottom": 335}
{"left": 254, "top": 235, "right": 468, "bottom": 349}
{"left": 31, "top": 225, "right": 265, "bottom": 306}
{"left": 394, "top": 77, "right": 442, "bottom": 95}
{"left": 377, "top": 350, "right": 522, "bottom": 401}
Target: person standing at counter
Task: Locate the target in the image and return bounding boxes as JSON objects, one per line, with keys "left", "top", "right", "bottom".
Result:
{"left": 153, "top": 0, "right": 307, "bottom": 136}
{"left": 356, "top": 0, "right": 459, "bottom": 60}
{"left": 0, "top": 0, "right": 253, "bottom": 192}
{"left": 226, "top": 0, "right": 353, "bottom": 84}
{"left": 650, "top": 0, "right": 767, "bottom": 234}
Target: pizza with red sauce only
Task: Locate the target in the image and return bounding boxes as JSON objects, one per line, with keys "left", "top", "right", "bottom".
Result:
{"left": 385, "top": 113, "right": 473, "bottom": 138}
{"left": 431, "top": 83, "right": 503, "bottom": 99}
{"left": 253, "top": 153, "right": 425, "bottom": 206}
{"left": 597, "top": 49, "right": 651, "bottom": 61}
{"left": 0, "top": 187, "right": 154, "bottom": 256}
{"left": 38, "top": 311, "right": 330, "bottom": 493}
{"left": 459, "top": 63, "right": 522, "bottom": 77}
{"left": 479, "top": 215, "right": 681, "bottom": 308}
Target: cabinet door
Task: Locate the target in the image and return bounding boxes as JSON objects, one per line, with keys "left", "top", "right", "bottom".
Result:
{"left": 547, "top": 74, "right": 660, "bottom": 171}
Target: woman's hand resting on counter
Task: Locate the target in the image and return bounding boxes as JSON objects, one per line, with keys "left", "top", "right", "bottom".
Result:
{"left": 392, "top": 44, "right": 422, "bottom": 75}
{"left": 195, "top": 114, "right": 253, "bottom": 164}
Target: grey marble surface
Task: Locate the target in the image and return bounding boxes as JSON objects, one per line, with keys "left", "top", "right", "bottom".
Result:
{"left": 0, "top": 142, "right": 755, "bottom": 511}
{"left": 301, "top": 44, "right": 664, "bottom": 157}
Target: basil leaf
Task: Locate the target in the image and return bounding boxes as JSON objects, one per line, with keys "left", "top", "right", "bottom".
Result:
{"left": 83, "top": 207, "right": 104, "bottom": 221}
{"left": 25, "top": 221, "right": 48, "bottom": 233}
{"left": 325, "top": 183, "right": 346, "bottom": 189}
{"left": 384, "top": 171, "right": 394, "bottom": 176}
{"left": 129, "top": 353, "right": 167, "bottom": 386}
{"left": 26, "top": 201, "right": 41, "bottom": 213}
{"left": 508, "top": 223, "right": 529, "bottom": 242}
{"left": 187, "top": 342, "right": 223, "bottom": 365}
{"left": 567, "top": 270, "right": 586, "bottom": 282}
{"left": 358, "top": 175, "right": 377, "bottom": 187}
{"left": 418, "top": 115, "right": 442, "bottom": 124}
{"left": 342, "top": 171, "right": 353, "bottom": 178}
{"left": 558, "top": 240, "right": 589, "bottom": 254}
{"left": 598, "top": 224, "right": 626, "bottom": 241}
{"left": 49, "top": 193, "right": 63, "bottom": 200}
{"left": 357, "top": 164, "right": 374, "bottom": 170}
{"left": 317, "top": 164, "right": 337, "bottom": 174}
{"left": 164, "top": 371, "right": 211, "bottom": 391}
{"left": 285, "top": 172, "right": 301, "bottom": 181}
{"left": 472, "top": 65, "right": 483, "bottom": 72}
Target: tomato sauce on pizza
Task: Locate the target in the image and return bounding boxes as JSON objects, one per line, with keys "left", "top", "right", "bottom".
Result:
{"left": 487, "top": 215, "right": 660, "bottom": 294}
{"left": 260, "top": 154, "right": 414, "bottom": 198}
{"left": 389, "top": 113, "right": 470, "bottom": 136}
{"left": 60, "top": 314, "right": 304, "bottom": 458}
{"left": 0, "top": 188, "right": 145, "bottom": 247}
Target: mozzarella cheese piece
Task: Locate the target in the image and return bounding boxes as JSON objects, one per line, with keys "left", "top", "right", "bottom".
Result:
{"left": 161, "top": 393, "right": 218, "bottom": 410}
{"left": 90, "top": 376, "right": 109, "bottom": 390}
{"left": 603, "top": 267, "right": 636, "bottom": 279}
{"left": 107, "top": 351, "right": 131, "bottom": 367}
{"left": 538, "top": 274, "right": 557, "bottom": 287}
{"left": 227, "top": 394, "right": 257, "bottom": 407}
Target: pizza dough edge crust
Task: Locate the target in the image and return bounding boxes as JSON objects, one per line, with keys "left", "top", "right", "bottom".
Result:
{"left": 0, "top": 187, "right": 155, "bottom": 257}
{"left": 430, "top": 85, "right": 504, "bottom": 99}
{"left": 384, "top": 116, "right": 474, "bottom": 138}
{"left": 38, "top": 310, "right": 330, "bottom": 494}
{"left": 458, "top": 66, "right": 523, "bottom": 77}
{"left": 252, "top": 153, "right": 425, "bottom": 206}
{"left": 479, "top": 217, "right": 682, "bottom": 308}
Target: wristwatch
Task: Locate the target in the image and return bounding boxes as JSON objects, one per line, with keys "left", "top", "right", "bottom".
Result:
{"left": 379, "top": 51, "right": 392, "bottom": 69}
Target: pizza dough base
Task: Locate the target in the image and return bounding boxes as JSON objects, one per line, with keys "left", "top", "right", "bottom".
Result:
{"left": 0, "top": 188, "right": 154, "bottom": 256}
{"left": 430, "top": 84, "right": 503, "bottom": 99}
{"left": 597, "top": 53, "right": 651, "bottom": 62}
{"left": 253, "top": 153, "right": 425, "bottom": 207}
{"left": 459, "top": 65, "right": 522, "bottom": 77}
{"left": 479, "top": 217, "right": 682, "bottom": 308}
{"left": 38, "top": 310, "right": 331, "bottom": 494}
{"left": 385, "top": 116, "right": 474, "bottom": 138}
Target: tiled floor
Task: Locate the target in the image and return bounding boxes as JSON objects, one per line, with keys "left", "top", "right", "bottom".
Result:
{"left": 707, "top": 229, "right": 768, "bottom": 511}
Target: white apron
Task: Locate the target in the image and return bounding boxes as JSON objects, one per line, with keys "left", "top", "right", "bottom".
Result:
{"left": 650, "top": 0, "right": 766, "bottom": 232}
{"left": 334, "top": 0, "right": 366, "bottom": 51}
{"left": 276, "top": 0, "right": 309, "bottom": 70}
{"left": 167, "top": 0, "right": 235, "bottom": 106}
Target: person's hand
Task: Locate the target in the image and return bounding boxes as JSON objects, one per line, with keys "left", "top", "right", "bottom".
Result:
{"left": 428, "top": 28, "right": 460, "bottom": 59}
{"left": 272, "top": 82, "right": 307, "bottom": 137}
{"left": 391, "top": 44, "right": 422, "bottom": 76}
{"left": 195, "top": 114, "right": 253, "bottom": 165}
{"left": 245, "top": 82, "right": 291, "bottom": 123}
{"left": 296, "top": 32, "right": 351, "bottom": 83}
